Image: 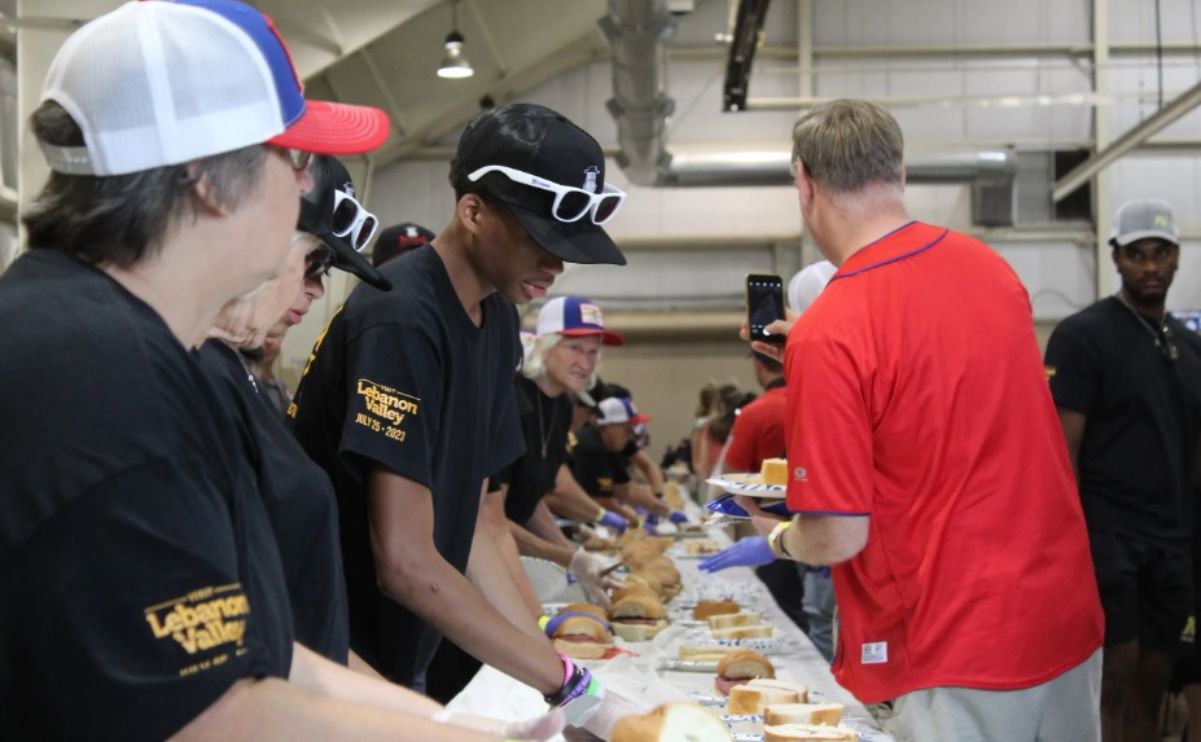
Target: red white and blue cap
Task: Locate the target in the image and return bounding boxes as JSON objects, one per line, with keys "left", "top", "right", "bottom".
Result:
{"left": 39, "top": 0, "right": 389, "bottom": 176}
{"left": 536, "top": 296, "right": 624, "bottom": 346}
{"left": 596, "top": 397, "right": 649, "bottom": 427}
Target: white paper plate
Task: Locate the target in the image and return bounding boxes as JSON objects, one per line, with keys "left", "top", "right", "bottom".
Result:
{"left": 706, "top": 473, "right": 786, "bottom": 499}
{"left": 689, "top": 636, "right": 786, "bottom": 654}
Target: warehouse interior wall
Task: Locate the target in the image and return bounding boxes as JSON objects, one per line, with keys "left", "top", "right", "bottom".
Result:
{"left": 276, "top": 0, "right": 1201, "bottom": 444}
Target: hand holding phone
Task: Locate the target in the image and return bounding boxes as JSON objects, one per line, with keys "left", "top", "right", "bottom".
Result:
{"left": 746, "top": 273, "right": 786, "bottom": 344}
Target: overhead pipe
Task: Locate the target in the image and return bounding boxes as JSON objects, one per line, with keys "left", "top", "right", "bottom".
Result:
{"left": 600, "top": 0, "right": 1016, "bottom": 189}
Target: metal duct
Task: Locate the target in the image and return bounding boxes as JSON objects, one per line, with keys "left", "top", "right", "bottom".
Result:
{"left": 599, "top": 0, "right": 1019, "bottom": 210}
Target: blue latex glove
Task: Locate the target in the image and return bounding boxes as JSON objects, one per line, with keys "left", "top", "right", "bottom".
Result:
{"left": 598, "top": 510, "right": 627, "bottom": 534}
{"left": 668, "top": 510, "right": 689, "bottom": 525}
{"left": 698, "top": 536, "right": 776, "bottom": 573}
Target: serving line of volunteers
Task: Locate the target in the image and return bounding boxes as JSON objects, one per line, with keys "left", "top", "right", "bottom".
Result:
{"left": 0, "top": 6, "right": 1169, "bottom": 742}
{"left": 0, "top": 0, "right": 637, "bottom": 739}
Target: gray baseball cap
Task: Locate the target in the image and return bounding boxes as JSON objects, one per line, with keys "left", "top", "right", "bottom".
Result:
{"left": 1110, "top": 198, "right": 1179, "bottom": 247}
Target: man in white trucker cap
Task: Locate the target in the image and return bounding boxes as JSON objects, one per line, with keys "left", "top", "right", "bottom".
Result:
{"left": 0, "top": 1, "right": 557, "bottom": 740}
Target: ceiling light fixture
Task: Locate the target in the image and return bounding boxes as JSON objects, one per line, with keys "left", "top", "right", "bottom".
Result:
{"left": 437, "top": 0, "right": 474, "bottom": 80}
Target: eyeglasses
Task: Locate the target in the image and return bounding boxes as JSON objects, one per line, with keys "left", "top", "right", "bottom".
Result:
{"left": 304, "top": 246, "right": 333, "bottom": 279}
{"left": 272, "top": 146, "right": 313, "bottom": 172}
{"left": 467, "top": 164, "right": 626, "bottom": 225}
{"left": 332, "top": 190, "right": 379, "bottom": 251}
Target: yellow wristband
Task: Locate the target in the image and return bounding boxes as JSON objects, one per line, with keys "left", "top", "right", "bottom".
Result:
{"left": 538, "top": 614, "right": 550, "bottom": 631}
{"left": 768, "top": 520, "right": 794, "bottom": 559}
{"left": 595, "top": 507, "right": 606, "bottom": 521}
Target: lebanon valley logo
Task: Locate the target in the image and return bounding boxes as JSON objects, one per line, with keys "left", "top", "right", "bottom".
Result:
{"left": 582, "top": 165, "right": 600, "bottom": 194}
{"left": 144, "top": 583, "right": 250, "bottom": 670}
{"left": 354, "top": 378, "right": 420, "bottom": 443}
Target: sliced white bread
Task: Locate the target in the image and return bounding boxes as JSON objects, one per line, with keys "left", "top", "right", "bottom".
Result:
{"left": 763, "top": 723, "right": 857, "bottom": 741}
{"left": 611, "top": 702, "right": 733, "bottom": 742}
{"left": 710, "top": 624, "right": 775, "bottom": 640}
{"left": 707, "top": 612, "right": 763, "bottom": 630}
{"left": 764, "top": 703, "right": 844, "bottom": 726}
{"left": 726, "top": 685, "right": 801, "bottom": 715}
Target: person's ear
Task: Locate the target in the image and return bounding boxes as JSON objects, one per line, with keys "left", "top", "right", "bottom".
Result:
{"left": 456, "top": 193, "right": 487, "bottom": 236}
{"left": 793, "top": 161, "right": 815, "bottom": 208}
{"left": 189, "top": 163, "right": 232, "bottom": 216}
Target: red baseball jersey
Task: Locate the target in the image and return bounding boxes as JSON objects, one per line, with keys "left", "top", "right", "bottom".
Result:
{"left": 723, "top": 383, "right": 787, "bottom": 473}
{"left": 784, "top": 221, "right": 1102, "bottom": 703}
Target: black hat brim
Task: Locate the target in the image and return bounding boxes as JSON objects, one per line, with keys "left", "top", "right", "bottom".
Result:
{"left": 321, "top": 231, "right": 393, "bottom": 291}
{"left": 507, "top": 203, "right": 627, "bottom": 266}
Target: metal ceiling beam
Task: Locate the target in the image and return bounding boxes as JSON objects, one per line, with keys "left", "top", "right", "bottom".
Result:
{"left": 256, "top": 0, "right": 444, "bottom": 81}
{"left": 1053, "top": 77, "right": 1201, "bottom": 203}
{"left": 369, "top": 30, "right": 607, "bottom": 168}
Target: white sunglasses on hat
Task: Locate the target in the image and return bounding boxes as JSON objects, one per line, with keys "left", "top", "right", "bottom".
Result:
{"left": 467, "top": 164, "right": 626, "bottom": 225}
{"left": 331, "top": 190, "right": 379, "bottom": 252}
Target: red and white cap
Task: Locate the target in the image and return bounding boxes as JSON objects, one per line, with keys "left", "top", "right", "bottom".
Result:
{"left": 38, "top": 0, "right": 389, "bottom": 176}
{"left": 596, "top": 397, "right": 649, "bottom": 427}
{"left": 536, "top": 296, "right": 624, "bottom": 346}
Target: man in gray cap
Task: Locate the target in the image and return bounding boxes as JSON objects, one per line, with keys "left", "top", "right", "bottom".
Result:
{"left": 1046, "top": 198, "right": 1201, "bottom": 742}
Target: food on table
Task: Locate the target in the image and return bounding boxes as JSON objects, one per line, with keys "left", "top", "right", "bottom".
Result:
{"left": 726, "top": 678, "right": 809, "bottom": 715}
{"left": 678, "top": 644, "right": 744, "bottom": 661}
{"left": 760, "top": 457, "right": 789, "bottom": 486}
{"left": 693, "top": 599, "right": 740, "bottom": 620}
{"left": 763, "top": 723, "right": 857, "bottom": 741}
{"left": 684, "top": 538, "right": 721, "bottom": 554}
{"left": 611, "top": 584, "right": 660, "bottom": 605}
{"left": 710, "top": 624, "right": 775, "bottom": 640}
{"left": 610, "top": 591, "right": 668, "bottom": 641}
{"left": 610, "top": 702, "right": 732, "bottom": 742}
{"left": 706, "top": 611, "right": 762, "bottom": 630}
{"left": 714, "top": 649, "right": 774, "bottom": 696}
{"left": 764, "top": 703, "right": 844, "bottom": 726}
{"left": 548, "top": 611, "right": 613, "bottom": 660}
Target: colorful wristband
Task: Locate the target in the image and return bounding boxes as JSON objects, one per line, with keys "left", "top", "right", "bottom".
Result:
{"left": 594, "top": 506, "right": 606, "bottom": 521}
{"left": 538, "top": 614, "right": 551, "bottom": 632}
{"left": 768, "top": 520, "right": 794, "bottom": 559}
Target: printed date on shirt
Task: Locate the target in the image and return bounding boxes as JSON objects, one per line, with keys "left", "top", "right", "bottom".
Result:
{"left": 354, "top": 378, "right": 420, "bottom": 442}
{"left": 143, "top": 582, "right": 250, "bottom": 677}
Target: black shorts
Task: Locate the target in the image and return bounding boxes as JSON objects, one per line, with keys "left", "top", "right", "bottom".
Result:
{"left": 1090, "top": 530, "right": 1192, "bottom": 649}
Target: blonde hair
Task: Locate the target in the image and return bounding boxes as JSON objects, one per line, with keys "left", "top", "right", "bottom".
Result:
{"left": 522, "top": 332, "right": 600, "bottom": 391}
{"left": 211, "top": 231, "right": 318, "bottom": 347}
{"left": 791, "top": 99, "right": 904, "bottom": 194}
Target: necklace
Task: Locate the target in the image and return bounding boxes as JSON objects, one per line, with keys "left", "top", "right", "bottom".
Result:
{"left": 219, "top": 339, "right": 260, "bottom": 392}
{"left": 1114, "top": 293, "right": 1178, "bottom": 362}
{"left": 535, "top": 388, "right": 558, "bottom": 458}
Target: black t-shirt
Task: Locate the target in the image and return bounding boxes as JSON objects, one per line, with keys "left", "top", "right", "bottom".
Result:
{"left": 495, "top": 375, "right": 574, "bottom": 526}
{"left": 0, "top": 251, "right": 293, "bottom": 740}
{"left": 197, "top": 341, "right": 349, "bottom": 663}
{"left": 569, "top": 423, "right": 630, "bottom": 497}
{"left": 1046, "top": 296, "right": 1201, "bottom": 545}
{"left": 289, "top": 244, "right": 523, "bottom": 685}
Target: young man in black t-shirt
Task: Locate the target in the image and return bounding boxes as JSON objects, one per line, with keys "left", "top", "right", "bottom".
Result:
{"left": 1046, "top": 198, "right": 1201, "bottom": 742}
{"left": 289, "top": 103, "right": 635, "bottom": 733}
{"left": 0, "top": 3, "right": 484, "bottom": 740}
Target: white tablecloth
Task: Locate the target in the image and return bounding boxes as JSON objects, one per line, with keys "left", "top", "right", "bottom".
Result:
{"left": 446, "top": 522, "right": 893, "bottom": 741}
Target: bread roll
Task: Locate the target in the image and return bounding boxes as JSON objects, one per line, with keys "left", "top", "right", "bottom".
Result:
{"left": 693, "top": 600, "right": 740, "bottom": 620}
{"left": 678, "top": 645, "right": 742, "bottom": 661}
{"left": 763, "top": 724, "right": 857, "bottom": 741}
{"left": 560, "top": 602, "right": 608, "bottom": 621}
{"left": 611, "top": 593, "right": 667, "bottom": 621}
{"left": 611, "top": 584, "right": 659, "bottom": 605}
{"left": 707, "top": 612, "right": 762, "bottom": 630}
{"left": 610, "top": 702, "right": 732, "bottom": 742}
{"left": 710, "top": 624, "right": 774, "bottom": 640}
{"left": 764, "top": 703, "right": 844, "bottom": 726}
{"left": 611, "top": 620, "right": 668, "bottom": 642}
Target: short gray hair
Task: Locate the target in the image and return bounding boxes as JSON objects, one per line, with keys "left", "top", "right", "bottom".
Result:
{"left": 22, "top": 100, "right": 268, "bottom": 269}
{"left": 790, "top": 99, "right": 904, "bottom": 194}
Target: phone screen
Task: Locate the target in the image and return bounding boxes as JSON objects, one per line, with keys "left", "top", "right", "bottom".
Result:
{"left": 747, "top": 274, "right": 785, "bottom": 342}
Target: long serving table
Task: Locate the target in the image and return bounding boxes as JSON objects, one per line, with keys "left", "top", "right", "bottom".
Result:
{"left": 445, "top": 522, "right": 893, "bottom": 741}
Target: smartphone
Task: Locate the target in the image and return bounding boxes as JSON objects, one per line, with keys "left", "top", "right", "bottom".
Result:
{"left": 746, "top": 273, "right": 786, "bottom": 344}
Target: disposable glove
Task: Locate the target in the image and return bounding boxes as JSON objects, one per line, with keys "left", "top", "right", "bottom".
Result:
{"left": 568, "top": 549, "right": 612, "bottom": 609}
{"left": 698, "top": 536, "right": 776, "bottom": 573}
{"left": 597, "top": 509, "right": 628, "bottom": 534}
{"left": 668, "top": 510, "right": 689, "bottom": 525}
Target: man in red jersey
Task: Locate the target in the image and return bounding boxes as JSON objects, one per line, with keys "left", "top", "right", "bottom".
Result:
{"left": 740, "top": 99, "right": 1103, "bottom": 741}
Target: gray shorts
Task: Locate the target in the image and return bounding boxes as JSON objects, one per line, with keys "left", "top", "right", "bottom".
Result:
{"left": 880, "top": 650, "right": 1101, "bottom": 742}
